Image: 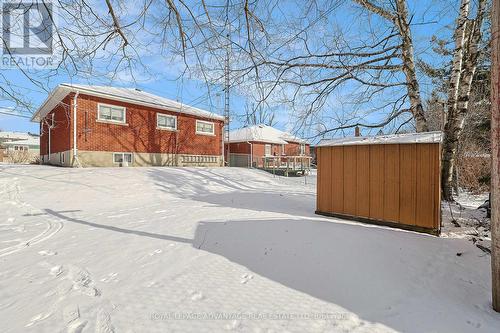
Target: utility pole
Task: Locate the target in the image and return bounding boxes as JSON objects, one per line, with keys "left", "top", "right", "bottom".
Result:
{"left": 224, "top": 33, "right": 231, "bottom": 166}
{"left": 492, "top": 0, "right": 500, "bottom": 312}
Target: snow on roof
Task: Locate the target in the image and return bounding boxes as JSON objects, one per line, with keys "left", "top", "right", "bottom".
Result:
{"left": 318, "top": 131, "right": 442, "bottom": 147}
{"left": 31, "top": 84, "right": 225, "bottom": 122}
{"left": 0, "top": 131, "right": 34, "bottom": 141}
{"left": 228, "top": 125, "right": 308, "bottom": 144}
{"left": 3, "top": 137, "right": 40, "bottom": 146}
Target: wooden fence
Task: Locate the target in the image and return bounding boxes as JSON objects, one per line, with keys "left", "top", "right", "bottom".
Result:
{"left": 316, "top": 143, "right": 441, "bottom": 235}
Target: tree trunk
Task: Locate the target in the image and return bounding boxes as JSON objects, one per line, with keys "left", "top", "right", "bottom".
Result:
{"left": 442, "top": 0, "right": 486, "bottom": 201}
{"left": 491, "top": 0, "right": 500, "bottom": 313}
{"left": 394, "top": 0, "right": 428, "bottom": 132}
{"left": 441, "top": 0, "right": 470, "bottom": 201}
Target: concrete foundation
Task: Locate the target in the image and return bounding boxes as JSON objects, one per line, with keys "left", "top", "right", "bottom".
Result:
{"left": 40, "top": 150, "right": 222, "bottom": 167}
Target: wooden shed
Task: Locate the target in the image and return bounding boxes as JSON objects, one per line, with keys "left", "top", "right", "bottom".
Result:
{"left": 316, "top": 132, "right": 442, "bottom": 235}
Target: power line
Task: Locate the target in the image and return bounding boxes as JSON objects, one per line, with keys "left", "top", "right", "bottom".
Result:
{"left": 0, "top": 110, "right": 33, "bottom": 119}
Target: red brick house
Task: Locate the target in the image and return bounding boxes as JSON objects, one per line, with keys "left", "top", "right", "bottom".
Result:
{"left": 226, "top": 124, "right": 310, "bottom": 167}
{"left": 31, "top": 84, "right": 225, "bottom": 167}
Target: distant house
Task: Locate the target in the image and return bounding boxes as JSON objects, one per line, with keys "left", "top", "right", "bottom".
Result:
{"left": 3, "top": 137, "right": 40, "bottom": 153}
{"left": 0, "top": 132, "right": 40, "bottom": 162}
{"left": 225, "top": 124, "right": 310, "bottom": 168}
{"left": 31, "top": 84, "right": 225, "bottom": 167}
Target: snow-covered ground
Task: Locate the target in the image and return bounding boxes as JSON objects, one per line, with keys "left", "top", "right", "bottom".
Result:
{"left": 0, "top": 164, "right": 499, "bottom": 332}
{"left": 441, "top": 192, "right": 491, "bottom": 253}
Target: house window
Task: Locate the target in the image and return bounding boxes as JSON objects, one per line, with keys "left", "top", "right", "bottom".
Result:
{"left": 98, "top": 104, "right": 126, "bottom": 123}
{"left": 300, "top": 143, "right": 306, "bottom": 155}
{"left": 196, "top": 120, "right": 214, "bottom": 135}
{"left": 157, "top": 113, "right": 177, "bottom": 130}
{"left": 281, "top": 144, "right": 286, "bottom": 155}
{"left": 12, "top": 145, "right": 27, "bottom": 151}
{"left": 113, "top": 153, "right": 133, "bottom": 164}
{"left": 265, "top": 144, "right": 272, "bottom": 156}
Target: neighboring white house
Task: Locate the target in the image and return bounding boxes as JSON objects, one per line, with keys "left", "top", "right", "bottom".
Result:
{"left": 3, "top": 137, "right": 40, "bottom": 153}
{"left": 0, "top": 132, "right": 40, "bottom": 163}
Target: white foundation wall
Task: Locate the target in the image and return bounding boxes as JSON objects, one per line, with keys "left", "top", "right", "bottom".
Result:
{"left": 41, "top": 150, "right": 223, "bottom": 168}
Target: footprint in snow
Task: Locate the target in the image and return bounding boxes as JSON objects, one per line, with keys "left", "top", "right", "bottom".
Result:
{"left": 240, "top": 273, "right": 253, "bottom": 284}
{"left": 95, "top": 308, "right": 115, "bottom": 333}
{"left": 189, "top": 290, "right": 204, "bottom": 301}
{"left": 38, "top": 250, "right": 57, "bottom": 256}
{"left": 100, "top": 273, "right": 118, "bottom": 283}
{"left": 63, "top": 305, "right": 88, "bottom": 333}
{"left": 50, "top": 265, "right": 63, "bottom": 277}
{"left": 107, "top": 213, "right": 129, "bottom": 219}
{"left": 150, "top": 249, "right": 162, "bottom": 256}
{"left": 25, "top": 312, "right": 51, "bottom": 327}
{"left": 224, "top": 320, "right": 241, "bottom": 330}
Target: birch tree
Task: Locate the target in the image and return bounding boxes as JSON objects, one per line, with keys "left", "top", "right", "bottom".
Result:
{"left": 442, "top": 0, "right": 489, "bottom": 201}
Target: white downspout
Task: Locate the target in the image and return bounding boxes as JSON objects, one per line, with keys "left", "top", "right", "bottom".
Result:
{"left": 73, "top": 92, "right": 80, "bottom": 167}
{"left": 48, "top": 113, "right": 54, "bottom": 162}
{"left": 246, "top": 141, "right": 253, "bottom": 168}
{"left": 221, "top": 122, "right": 225, "bottom": 166}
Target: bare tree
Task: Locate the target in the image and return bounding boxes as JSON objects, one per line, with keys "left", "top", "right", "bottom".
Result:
{"left": 441, "top": 0, "right": 489, "bottom": 201}
{"left": 243, "top": 101, "right": 276, "bottom": 127}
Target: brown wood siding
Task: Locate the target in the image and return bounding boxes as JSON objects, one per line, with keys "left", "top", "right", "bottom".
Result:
{"left": 399, "top": 144, "right": 417, "bottom": 225}
{"left": 331, "top": 146, "right": 344, "bottom": 213}
{"left": 369, "top": 145, "right": 385, "bottom": 220}
{"left": 316, "top": 143, "right": 441, "bottom": 234}
{"left": 356, "top": 145, "right": 370, "bottom": 218}
{"left": 343, "top": 146, "right": 357, "bottom": 216}
{"left": 383, "top": 145, "right": 400, "bottom": 222}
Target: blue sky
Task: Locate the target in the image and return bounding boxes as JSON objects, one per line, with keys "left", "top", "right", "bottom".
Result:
{"left": 0, "top": 0, "right": 458, "bottom": 140}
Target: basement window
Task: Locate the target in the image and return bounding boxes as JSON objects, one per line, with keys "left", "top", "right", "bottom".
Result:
{"left": 196, "top": 120, "right": 215, "bottom": 135}
{"left": 157, "top": 113, "right": 177, "bottom": 130}
{"left": 98, "top": 103, "right": 126, "bottom": 123}
{"left": 113, "top": 153, "right": 133, "bottom": 164}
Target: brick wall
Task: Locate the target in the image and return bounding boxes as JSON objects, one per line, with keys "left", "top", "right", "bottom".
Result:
{"left": 284, "top": 142, "right": 311, "bottom": 156}
{"left": 40, "top": 93, "right": 223, "bottom": 157}
{"left": 40, "top": 96, "right": 72, "bottom": 155}
{"left": 227, "top": 141, "right": 310, "bottom": 157}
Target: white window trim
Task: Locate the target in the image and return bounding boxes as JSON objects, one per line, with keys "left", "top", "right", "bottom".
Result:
{"left": 97, "top": 103, "right": 127, "bottom": 124}
{"left": 157, "top": 113, "right": 177, "bottom": 131}
{"left": 195, "top": 120, "right": 215, "bottom": 136}
{"left": 265, "top": 144, "right": 272, "bottom": 156}
{"left": 113, "top": 152, "right": 133, "bottom": 164}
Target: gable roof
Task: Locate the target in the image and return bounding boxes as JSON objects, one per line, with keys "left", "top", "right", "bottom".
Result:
{"left": 229, "top": 124, "right": 308, "bottom": 144}
{"left": 31, "top": 84, "right": 225, "bottom": 122}
{"left": 318, "top": 131, "right": 442, "bottom": 147}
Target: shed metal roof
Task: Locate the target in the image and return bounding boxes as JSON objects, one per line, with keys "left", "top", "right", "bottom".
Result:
{"left": 317, "top": 131, "right": 442, "bottom": 147}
